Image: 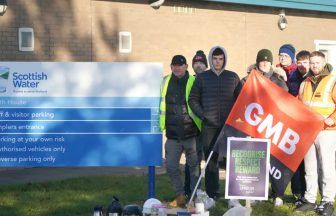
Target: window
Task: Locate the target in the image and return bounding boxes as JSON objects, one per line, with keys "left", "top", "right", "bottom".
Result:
{"left": 315, "top": 40, "right": 336, "bottom": 73}
{"left": 19, "top": 28, "right": 34, "bottom": 51}
{"left": 119, "top": 32, "right": 132, "bottom": 53}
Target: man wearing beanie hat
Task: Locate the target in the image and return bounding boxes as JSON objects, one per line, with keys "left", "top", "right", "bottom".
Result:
{"left": 242, "top": 49, "right": 288, "bottom": 91}
{"left": 276, "top": 44, "right": 309, "bottom": 207}
{"left": 192, "top": 50, "right": 208, "bottom": 75}
{"left": 242, "top": 49, "right": 288, "bottom": 207}
{"left": 277, "top": 44, "right": 299, "bottom": 94}
{"left": 184, "top": 50, "right": 208, "bottom": 197}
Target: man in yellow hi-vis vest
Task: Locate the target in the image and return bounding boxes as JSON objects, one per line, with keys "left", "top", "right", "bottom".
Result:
{"left": 296, "top": 51, "right": 336, "bottom": 216}
{"left": 159, "top": 55, "right": 201, "bottom": 208}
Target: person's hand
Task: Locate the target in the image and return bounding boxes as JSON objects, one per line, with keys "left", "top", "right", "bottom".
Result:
{"left": 324, "top": 117, "right": 335, "bottom": 127}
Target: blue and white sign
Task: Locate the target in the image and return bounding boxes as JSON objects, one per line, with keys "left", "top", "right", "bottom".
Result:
{"left": 0, "top": 62, "right": 162, "bottom": 166}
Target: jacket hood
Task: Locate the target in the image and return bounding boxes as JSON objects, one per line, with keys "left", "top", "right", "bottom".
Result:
{"left": 306, "top": 63, "right": 333, "bottom": 78}
{"left": 208, "top": 45, "right": 228, "bottom": 75}
{"left": 247, "top": 63, "right": 287, "bottom": 81}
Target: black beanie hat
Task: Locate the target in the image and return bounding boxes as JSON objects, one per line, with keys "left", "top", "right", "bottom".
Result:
{"left": 192, "top": 50, "right": 208, "bottom": 68}
{"left": 256, "top": 49, "right": 273, "bottom": 65}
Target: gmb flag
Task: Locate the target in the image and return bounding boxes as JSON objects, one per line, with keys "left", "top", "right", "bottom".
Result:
{"left": 214, "top": 70, "right": 324, "bottom": 195}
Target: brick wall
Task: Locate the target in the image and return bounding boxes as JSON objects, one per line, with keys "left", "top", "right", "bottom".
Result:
{"left": 0, "top": 0, "right": 92, "bottom": 61}
{"left": 1, "top": 0, "right": 336, "bottom": 77}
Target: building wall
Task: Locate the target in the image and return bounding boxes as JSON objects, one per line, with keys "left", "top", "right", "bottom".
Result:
{"left": 1, "top": 0, "right": 336, "bottom": 77}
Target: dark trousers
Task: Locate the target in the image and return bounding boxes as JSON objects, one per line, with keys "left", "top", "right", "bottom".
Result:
{"left": 184, "top": 136, "right": 203, "bottom": 196}
{"left": 291, "top": 161, "right": 306, "bottom": 197}
{"left": 200, "top": 127, "right": 220, "bottom": 198}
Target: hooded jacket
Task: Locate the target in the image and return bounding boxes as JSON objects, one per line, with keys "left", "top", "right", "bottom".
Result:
{"left": 304, "top": 63, "right": 334, "bottom": 93}
{"left": 188, "top": 46, "right": 242, "bottom": 128}
{"left": 241, "top": 64, "right": 289, "bottom": 91}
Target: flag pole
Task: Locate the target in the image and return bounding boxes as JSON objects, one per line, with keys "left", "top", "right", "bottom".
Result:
{"left": 187, "top": 149, "right": 215, "bottom": 206}
{"left": 187, "top": 128, "right": 225, "bottom": 206}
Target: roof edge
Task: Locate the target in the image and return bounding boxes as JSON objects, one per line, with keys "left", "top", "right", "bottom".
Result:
{"left": 200, "top": 0, "right": 336, "bottom": 13}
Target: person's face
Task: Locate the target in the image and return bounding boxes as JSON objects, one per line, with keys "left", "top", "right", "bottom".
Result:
{"left": 279, "top": 53, "right": 292, "bottom": 67}
{"left": 212, "top": 54, "right": 224, "bottom": 71}
{"left": 192, "top": 62, "right": 206, "bottom": 74}
{"left": 171, "top": 64, "right": 187, "bottom": 78}
{"left": 310, "top": 56, "right": 325, "bottom": 76}
{"left": 258, "top": 61, "right": 272, "bottom": 73}
{"left": 297, "top": 58, "right": 310, "bottom": 75}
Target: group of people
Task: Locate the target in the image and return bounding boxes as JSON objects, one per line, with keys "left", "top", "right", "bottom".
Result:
{"left": 159, "top": 44, "right": 336, "bottom": 216}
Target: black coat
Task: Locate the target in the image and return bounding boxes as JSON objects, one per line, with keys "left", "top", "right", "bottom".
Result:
{"left": 165, "top": 72, "right": 198, "bottom": 140}
{"left": 188, "top": 69, "right": 242, "bottom": 129}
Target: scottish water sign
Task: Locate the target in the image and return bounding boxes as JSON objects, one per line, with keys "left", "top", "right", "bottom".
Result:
{"left": 0, "top": 62, "right": 162, "bottom": 166}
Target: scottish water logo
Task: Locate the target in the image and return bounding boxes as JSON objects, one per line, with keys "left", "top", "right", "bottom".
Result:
{"left": 0, "top": 66, "right": 10, "bottom": 93}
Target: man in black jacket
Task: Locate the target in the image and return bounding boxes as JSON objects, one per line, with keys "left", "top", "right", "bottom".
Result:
{"left": 184, "top": 50, "right": 208, "bottom": 197}
{"left": 160, "top": 55, "right": 200, "bottom": 207}
{"left": 188, "top": 46, "right": 242, "bottom": 198}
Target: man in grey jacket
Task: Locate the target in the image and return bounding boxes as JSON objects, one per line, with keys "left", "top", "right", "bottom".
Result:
{"left": 188, "top": 46, "right": 242, "bottom": 198}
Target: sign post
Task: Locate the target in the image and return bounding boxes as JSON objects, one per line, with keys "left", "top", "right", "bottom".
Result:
{"left": 148, "top": 166, "right": 155, "bottom": 198}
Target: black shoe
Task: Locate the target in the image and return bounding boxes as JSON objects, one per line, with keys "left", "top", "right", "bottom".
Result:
{"left": 208, "top": 192, "right": 221, "bottom": 200}
{"left": 295, "top": 198, "right": 316, "bottom": 213}
{"left": 294, "top": 197, "right": 305, "bottom": 207}
{"left": 320, "top": 202, "right": 334, "bottom": 216}
{"left": 316, "top": 201, "right": 327, "bottom": 214}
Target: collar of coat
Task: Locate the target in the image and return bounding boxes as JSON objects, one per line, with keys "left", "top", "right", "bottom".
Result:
{"left": 306, "top": 63, "right": 333, "bottom": 84}
{"left": 276, "top": 63, "right": 297, "bottom": 75}
{"left": 247, "top": 64, "right": 287, "bottom": 81}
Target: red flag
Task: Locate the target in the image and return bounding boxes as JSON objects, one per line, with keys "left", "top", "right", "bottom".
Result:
{"left": 226, "top": 71, "right": 324, "bottom": 172}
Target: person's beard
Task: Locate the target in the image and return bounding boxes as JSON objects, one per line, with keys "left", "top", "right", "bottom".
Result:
{"left": 194, "top": 65, "right": 206, "bottom": 74}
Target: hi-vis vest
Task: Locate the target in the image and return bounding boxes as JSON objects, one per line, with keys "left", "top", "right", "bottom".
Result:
{"left": 159, "top": 74, "right": 202, "bottom": 131}
{"left": 302, "top": 74, "right": 336, "bottom": 129}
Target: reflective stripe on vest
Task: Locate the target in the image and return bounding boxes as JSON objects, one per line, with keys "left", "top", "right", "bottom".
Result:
{"left": 159, "top": 74, "right": 202, "bottom": 131}
{"left": 302, "top": 74, "right": 336, "bottom": 121}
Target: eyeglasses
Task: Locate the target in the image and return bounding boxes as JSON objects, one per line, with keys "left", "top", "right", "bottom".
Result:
{"left": 279, "top": 54, "right": 290, "bottom": 59}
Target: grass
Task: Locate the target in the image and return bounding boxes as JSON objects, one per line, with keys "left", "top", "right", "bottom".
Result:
{"left": 0, "top": 173, "right": 330, "bottom": 216}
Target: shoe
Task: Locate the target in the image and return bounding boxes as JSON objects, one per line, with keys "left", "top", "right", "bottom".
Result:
{"left": 274, "top": 197, "right": 283, "bottom": 207}
{"left": 208, "top": 192, "right": 221, "bottom": 200}
{"left": 294, "top": 196, "right": 305, "bottom": 207}
{"left": 249, "top": 200, "right": 260, "bottom": 206}
{"left": 295, "top": 198, "right": 316, "bottom": 213}
{"left": 316, "top": 201, "right": 327, "bottom": 214}
{"left": 228, "top": 199, "right": 242, "bottom": 208}
{"left": 320, "top": 202, "right": 334, "bottom": 216}
{"left": 169, "top": 193, "right": 186, "bottom": 208}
